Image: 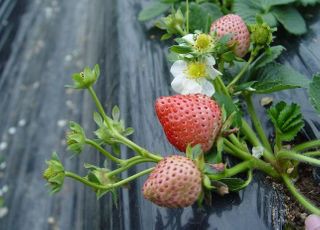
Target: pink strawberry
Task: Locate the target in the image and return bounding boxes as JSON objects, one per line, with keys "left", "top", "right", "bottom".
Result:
{"left": 155, "top": 94, "right": 222, "bottom": 153}
{"left": 210, "top": 14, "right": 250, "bottom": 58}
{"left": 142, "top": 155, "right": 202, "bottom": 208}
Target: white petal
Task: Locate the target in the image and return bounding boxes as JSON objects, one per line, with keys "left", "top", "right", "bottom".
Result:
{"left": 205, "top": 56, "right": 222, "bottom": 80}
{"left": 182, "top": 34, "right": 195, "bottom": 45}
{"left": 171, "top": 76, "right": 187, "bottom": 94}
{"left": 207, "top": 66, "right": 222, "bottom": 80}
{"left": 198, "top": 79, "right": 215, "bottom": 97}
{"left": 252, "top": 146, "right": 264, "bottom": 158}
{"left": 170, "top": 60, "right": 187, "bottom": 78}
{"left": 181, "top": 79, "right": 202, "bottom": 94}
{"left": 205, "top": 55, "right": 216, "bottom": 66}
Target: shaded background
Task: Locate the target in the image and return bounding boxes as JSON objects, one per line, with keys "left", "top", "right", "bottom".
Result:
{"left": 0, "top": 0, "right": 319, "bottom": 229}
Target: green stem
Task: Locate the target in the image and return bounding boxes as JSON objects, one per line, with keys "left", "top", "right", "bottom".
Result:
{"left": 115, "top": 133, "right": 162, "bottom": 162}
{"left": 227, "top": 54, "right": 255, "bottom": 89}
{"left": 85, "top": 139, "right": 124, "bottom": 164}
{"left": 244, "top": 94, "right": 273, "bottom": 153}
{"left": 207, "top": 161, "right": 253, "bottom": 180}
{"left": 282, "top": 174, "right": 320, "bottom": 215}
{"left": 293, "top": 140, "right": 320, "bottom": 152}
{"left": 275, "top": 131, "right": 282, "bottom": 153}
{"left": 241, "top": 119, "right": 276, "bottom": 165}
{"left": 108, "top": 167, "right": 154, "bottom": 188}
{"left": 277, "top": 150, "right": 320, "bottom": 167}
{"left": 215, "top": 75, "right": 230, "bottom": 96}
{"left": 65, "top": 167, "right": 154, "bottom": 190}
{"left": 241, "top": 119, "right": 260, "bottom": 146}
{"left": 215, "top": 74, "right": 276, "bottom": 164}
{"left": 229, "top": 134, "right": 247, "bottom": 151}
{"left": 186, "top": 0, "right": 189, "bottom": 34}
{"left": 175, "top": 25, "right": 186, "bottom": 36}
{"left": 65, "top": 171, "right": 106, "bottom": 190}
{"left": 107, "top": 158, "right": 156, "bottom": 177}
{"left": 88, "top": 86, "right": 162, "bottom": 162}
{"left": 304, "top": 151, "right": 320, "bottom": 158}
{"left": 240, "top": 170, "right": 253, "bottom": 190}
{"left": 88, "top": 86, "right": 113, "bottom": 129}
{"left": 224, "top": 139, "right": 279, "bottom": 178}
{"left": 227, "top": 55, "right": 254, "bottom": 89}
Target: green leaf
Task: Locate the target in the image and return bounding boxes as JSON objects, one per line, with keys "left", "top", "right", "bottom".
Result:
{"left": 267, "top": 102, "right": 304, "bottom": 141}
{"left": 213, "top": 92, "right": 242, "bottom": 127}
{"left": 233, "top": 0, "right": 261, "bottom": 25}
{"left": 93, "top": 112, "right": 104, "bottom": 127}
{"left": 296, "top": 0, "right": 320, "bottom": 6}
{"left": 261, "top": 12, "right": 278, "bottom": 27}
{"left": 123, "top": 127, "right": 134, "bottom": 136}
{"left": 112, "top": 106, "right": 120, "bottom": 122}
{"left": 252, "top": 45, "right": 285, "bottom": 70}
{"left": 263, "top": 0, "right": 296, "bottom": 7}
{"left": 161, "top": 33, "right": 172, "bottom": 40}
{"left": 219, "top": 178, "right": 246, "bottom": 191}
{"left": 138, "top": 2, "right": 170, "bottom": 21}
{"left": 233, "top": 0, "right": 298, "bottom": 32}
{"left": 272, "top": 6, "right": 307, "bottom": 35}
{"left": 169, "top": 45, "right": 193, "bottom": 54}
{"left": 308, "top": 73, "right": 320, "bottom": 114}
{"left": 181, "top": 2, "right": 222, "bottom": 33}
{"left": 252, "top": 63, "right": 310, "bottom": 94}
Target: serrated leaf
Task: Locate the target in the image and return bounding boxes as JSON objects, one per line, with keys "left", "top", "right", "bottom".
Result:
{"left": 267, "top": 102, "right": 304, "bottom": 141}
{"left": 272, "top": 6, "right": 307, "bottom": 35}
{"left": 308, "top": 73, "right": 320, "bottom": 115}
{"left": 218, "top": 178, "right": 245, "bottom": 191}
{"left": 138, "top": 2, "right": 170, "bottom": 21}
{"left": 252, "top": 45, "right": 285, "bottom": 70}
{"left": 252, "top": 63, "right": 309, "bottom": 93}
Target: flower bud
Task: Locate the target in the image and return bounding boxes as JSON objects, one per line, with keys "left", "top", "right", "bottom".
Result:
{"left": 69, "top": 64, "right": 100, "bottom": 89}
{"left": 66, "top": 121, "right": 86, "bottom": 154}
{"left": 43, "top": 152, "right": 65, "bottom": 194}
{"left": 250, "top": 16, "right": 274, "bottom": 47}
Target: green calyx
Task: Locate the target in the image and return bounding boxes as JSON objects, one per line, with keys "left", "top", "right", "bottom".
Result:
{"left": 43, "top": 152, "right": 65, "bottom": 194}
{"left": 250, "top": 16, "right": 274, "bottom": 47}
{"left": 69, "top": 64, "right": 100, "bottom": 89}
{"left": 251, "top": 24, "right": 273, "bottom": 46}
{"left": 66, "top": 121, "right": 86, "bottom": 154}
{"left": 155, "top": 9, "right": 185, "bottom": 36}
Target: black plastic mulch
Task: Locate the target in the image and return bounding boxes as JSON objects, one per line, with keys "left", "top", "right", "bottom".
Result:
{"left": 0, "top": 1, "right": 319, "bottom": 229}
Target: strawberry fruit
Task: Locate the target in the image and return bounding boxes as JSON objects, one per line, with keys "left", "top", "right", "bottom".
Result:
{"left": 155, "top": 94, "right": 222, "bottom": 153}
{"left": 142, "top": 155, "right": 202, "bottom": 208}
{"left": 210, "top": 14, "right": 250, "bottom": 58}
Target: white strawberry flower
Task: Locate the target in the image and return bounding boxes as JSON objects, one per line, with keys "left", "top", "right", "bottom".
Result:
{"left": 170, "top": 56, "right": 221, "bottom": 97}
{"left": 182, "top": 33, "right": 215, "bottom": 52}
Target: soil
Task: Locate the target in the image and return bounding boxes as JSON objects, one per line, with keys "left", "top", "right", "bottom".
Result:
{"left": 269, "top": 165, "right": 320, "bottom": 229}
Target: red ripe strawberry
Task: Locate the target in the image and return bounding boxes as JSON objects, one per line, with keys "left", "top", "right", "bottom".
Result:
{"left": 210, "top": 14, "right": 250, "bottom": 58}
{"left": 155, "top": 94, "right": 222, "bottom": 153}
{"left": 142, "top": 155, "right": 202, "bottom": 208}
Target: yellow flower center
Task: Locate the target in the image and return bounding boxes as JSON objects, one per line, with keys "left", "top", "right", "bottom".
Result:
{"left": 195, "top": 34, "right": 212, "bottom": 51}
{"left": 186, "top": 62, "right": 207, "bottom": 79}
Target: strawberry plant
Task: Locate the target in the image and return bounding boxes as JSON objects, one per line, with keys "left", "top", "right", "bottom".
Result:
{"left": 44, "top": 1, "right": 320, "bottom": 224}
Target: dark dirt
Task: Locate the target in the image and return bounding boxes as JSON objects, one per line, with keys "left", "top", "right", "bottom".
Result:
{"left": 269, "top": 164, "right": 320, "bottom": 229}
